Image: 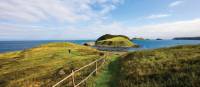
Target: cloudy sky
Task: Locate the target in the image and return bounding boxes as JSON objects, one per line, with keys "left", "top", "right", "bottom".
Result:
{"left": 0, "top": 0, "right": 200, "bottom": 40}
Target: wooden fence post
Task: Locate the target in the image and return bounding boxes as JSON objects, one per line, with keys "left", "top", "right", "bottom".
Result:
{"left": 53, "top": 58, "right": 105, "bottom": 87}
{"left": 72, "top": 70, "right": 75, "bottom": 87}
{"left": 103, "top": 59, "right": 105, "bottom": 65}
{"left": 95, "top": 61, "right": 98, "bottom": 75}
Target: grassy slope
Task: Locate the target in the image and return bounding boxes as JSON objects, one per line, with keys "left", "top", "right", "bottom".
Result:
{"left": 96, "top": 37, "right": 134, "bottom": 47}
{"left": 87, "top": 52, "right": 125, "bottom": 87}
{"left": 0, "top": 42, "right": 102, "bottom": 87}
{"left": 118, "top": 45, "right": 200, "bottom": 87}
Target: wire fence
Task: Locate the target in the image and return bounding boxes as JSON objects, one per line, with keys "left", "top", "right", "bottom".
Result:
{"left": 52, "top": 57, "right": 106, "bottom": 87}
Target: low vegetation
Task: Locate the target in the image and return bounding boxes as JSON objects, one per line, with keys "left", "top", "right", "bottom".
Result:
{"left": 96, "top": 34, "right": 130, "bottom": 42}
{"left": 96, "top": 37, "right": 135, "bottom": 47}
{"left": 118, "top": 44, "right": 200, "bottom": 87}
{"left": 1, "top": 41, "right": 200, "bottom": 87}
{"left": 0, "top": 42, "right": 105, "bottom": 87}
{"left": 95, "top": 34, "right": 137, "bottom": 47}
{"left": 86, "top": 52, "right": 124, "bottom": 87}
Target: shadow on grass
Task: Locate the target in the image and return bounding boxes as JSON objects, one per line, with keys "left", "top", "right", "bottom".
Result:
{"left": 108, "top": 56, "right": 121, "bottom": 87}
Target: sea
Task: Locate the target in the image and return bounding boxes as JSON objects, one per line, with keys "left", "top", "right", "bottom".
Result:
{"left": 0, "top": 40, "right": 200, "bottom": 53}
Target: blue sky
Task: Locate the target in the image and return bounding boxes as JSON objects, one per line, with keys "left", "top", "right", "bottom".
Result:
{"left": 0, "top": 0, "right": 200, "bottom": 40}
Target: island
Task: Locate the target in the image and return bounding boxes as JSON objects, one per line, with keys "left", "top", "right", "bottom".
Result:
{"left": 131, "top": 37, "right": 145, "bottom": 40}
{"left": 173, "top": 37, "right": 200, "bottom": 40}
{"left": 156, "top": 38, "right": 163, "bottom": 40}
{"left": 95, "top": 34, "right": 138, "bottom": 47}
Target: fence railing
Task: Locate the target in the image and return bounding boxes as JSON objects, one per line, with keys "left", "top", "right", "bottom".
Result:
{"left": 52, "top": 57, "right": 106, "bottom": 87}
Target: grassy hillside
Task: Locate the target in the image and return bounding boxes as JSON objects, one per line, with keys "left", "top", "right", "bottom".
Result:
{"left": 96, "top": 37, "right": 136, "bottom": 47}
{"left": 0, "top": 42, "right": 104, "bottom": 87}
{"left": 96, "top": 34, "right": 130, "bottom": 42}
{"left": 118, "top": 45, "right": 200, "bottom": 87}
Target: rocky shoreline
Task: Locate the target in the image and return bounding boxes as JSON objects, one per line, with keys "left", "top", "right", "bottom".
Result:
{"left": 83, "top": 42, "right": 140, "bottom": 52}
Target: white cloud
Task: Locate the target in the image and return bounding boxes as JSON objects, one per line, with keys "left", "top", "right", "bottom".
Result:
{"left": 132, "top": 19, "right": 200, "bottom": 39}
{"left": 169, "top": 0, "right": 184, "bottom": 7}
{"left": 146, "top": 14, "right": 171, "bottom": 19}
{"left": 67, "top": 18, "right": 200, "bottom": 39}
{"left": 0, "top": 0, "right": 123, "bottom": 23}
{"left": 0, "top": 0, "right": 199, "bottom": 40}
{"left": 1, "top": 19, "right": 200, "bottom": 40}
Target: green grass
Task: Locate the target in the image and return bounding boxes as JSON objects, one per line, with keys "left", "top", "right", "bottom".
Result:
{"left": 96, "top": 34, "right": 130, "bottom": 42}
{"left": 118, "top": 44, "right": 200, "bottom": 87}
{"left": 0, "top": 42, "right": 103, "bottom": 87}
{"left": 87, "top": 52, "right": 125, "bottom": 87}
{"left": 1, "top": 42, "right": 200, "bottom": 87}
{"left": 96, "top": 37, "right": 135, "bottom": 47}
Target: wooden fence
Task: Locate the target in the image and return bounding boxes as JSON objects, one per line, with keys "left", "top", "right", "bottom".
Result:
{"left": 52, "top": 57, "right": 106, "bottom": 87}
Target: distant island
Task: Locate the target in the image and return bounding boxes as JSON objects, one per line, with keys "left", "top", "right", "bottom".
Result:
{"left": 95, "top": 34, "right": 139, "bottom": 47}
{"left": 173, "top": 37, "right": 200, "bottom": 40}
{"left": 131, "top": 37, "right": 145, "bottom": 40}
{"left": 156, "top": 38, "right": 163, "bottom": 40}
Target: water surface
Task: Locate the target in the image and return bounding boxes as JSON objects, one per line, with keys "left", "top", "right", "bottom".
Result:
{"left": 95, "top": 40, "right": 200, "bottom": 51}
{"left": 0, "top": 40, "right": 93, "bottom": 53}
{"left": 0, "top": 40, "right": 200, "bottom": 53}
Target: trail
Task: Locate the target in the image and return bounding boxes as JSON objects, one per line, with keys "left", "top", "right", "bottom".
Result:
{"left": 89, "top": 55, "right": 121, "bottom": 87}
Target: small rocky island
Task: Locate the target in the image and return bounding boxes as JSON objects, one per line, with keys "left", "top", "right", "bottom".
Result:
{"left": 83, "top": 34, "right": 139, "bottom": 51}
{"left": 131, "top": 37, "right": 145, "bottom": 40}
{"left": 95, "top": 34, "right": 138, "bottom": 47}
{"left": 88, "top": 34, "right": 139, "bottom": 51}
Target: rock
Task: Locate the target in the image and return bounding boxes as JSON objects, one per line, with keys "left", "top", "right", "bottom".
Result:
{"left": 83, "top": 42, "right": 95, "bottom": 46}
{"left": 58, "top": 69, "right": 66, "bottom": 75}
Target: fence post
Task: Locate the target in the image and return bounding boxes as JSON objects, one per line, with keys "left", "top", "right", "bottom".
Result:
{"left": 95, "top": 61, "right": 98, "bottom": 75}
{"left": 72, "top": 70, "right": 75, "bottom": 87}
{"left": 103, "top": 59, "right": 105, "bottom": 65}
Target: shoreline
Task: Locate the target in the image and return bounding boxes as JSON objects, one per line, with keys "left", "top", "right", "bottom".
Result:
{"left": 1, "top": 40, "right": 200, "bottom": 53}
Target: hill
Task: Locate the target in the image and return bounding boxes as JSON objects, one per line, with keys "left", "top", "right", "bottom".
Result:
{"left": 96, "top": 34, "right": 130, "bottom": 42}
{"left": 0, "top": 42, "right": 104, "bottom": 87}
{"left": 95, "top": 34, "right": 137, "bottom": 47}
{"left": 118, "top": 44, "right": 200, "bottom": 87}
{"left": 173, "top": 37, "right": 200, "bottom": 40}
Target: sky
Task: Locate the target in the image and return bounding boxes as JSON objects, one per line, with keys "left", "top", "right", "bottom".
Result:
{"left": 0, "top": 0, "right": 200, "bottom": 40}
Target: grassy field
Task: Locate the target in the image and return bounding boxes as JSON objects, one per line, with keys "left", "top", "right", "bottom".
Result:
{"left": 118, "top": 45, "right": 200, "bottom": 87}
{"left": 0, "top": 42, "right": 105, "bottom": 87}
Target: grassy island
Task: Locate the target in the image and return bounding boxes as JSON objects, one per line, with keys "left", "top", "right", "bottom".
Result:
{"left": 95, "top": 34, "right": 137, "bottom": 47}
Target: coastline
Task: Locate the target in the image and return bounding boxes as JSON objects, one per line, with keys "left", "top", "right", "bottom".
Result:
{"left": 1, "top": 40, "right": 200, "bottom": 53}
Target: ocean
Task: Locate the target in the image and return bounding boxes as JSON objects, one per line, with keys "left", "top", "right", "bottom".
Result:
{"left": 0, "top": 40, "right": 200, "bottom": 53}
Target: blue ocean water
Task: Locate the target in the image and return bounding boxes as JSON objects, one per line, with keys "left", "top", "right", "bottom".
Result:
{"left": 0, "top": 40, "right": 200, "bottom": 53}
{"left": 130, "top": 40, "right": 200, "bottom": 51}
{"left": 0, "top": 40, "right": 93, "bottom": 53}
